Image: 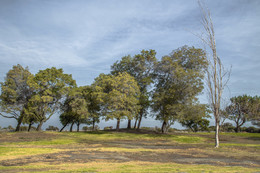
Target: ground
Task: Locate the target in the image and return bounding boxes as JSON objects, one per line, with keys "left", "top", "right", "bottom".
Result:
{"left": 0, "top": 129, "right": 259, "bottom": 172}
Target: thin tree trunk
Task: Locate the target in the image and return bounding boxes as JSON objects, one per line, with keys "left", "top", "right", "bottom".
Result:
{"left": 127, "top": 119, "right": 131, "bottom": 129}
{"left": 137, "top": 112, "right": 143, "bottom": 130}
{"left": 116, "top": 118, "right": 120, "bottom": 131}
{"left": 92, "top": 119, "right": 95, "bottom": 131}
{"left": 161, "top": 120, "right": 167, "bottom": 134}
{"left": 134, "top": 118, "right": 138, "bottom": 129}
{"left": 15, "top": 114, "right": 24, "bottom": 132}
{"left": 70, "top": 122, "right": 74, "bottom": 132}
{"left": 215, "top": 118, "right": 220, "bottom": 148}
{"left": 28, "top": 123, "right": 32, "bottom": 132}
{"left": 36, "top": 120, "right": 44, "bottom": 131}
{"left": 60, "top": 122, "right": 68, "bottom": 132}
{"left": 77, "top": 123, "right": 80, "bottom": 132}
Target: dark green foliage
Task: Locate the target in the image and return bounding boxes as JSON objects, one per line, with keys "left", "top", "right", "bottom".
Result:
{"left": 46, "top": 126, "right": 59, "bottom": 131}
{"left": 241, "top": 126, "right": 260, "bottom": 133}
{"left": 227, "top": 95, "right": 260, "bottom": 132}
{"left": 179, "top": 104, "right": 210, "bottom": 132}
{"left": 111, "top": 50, "right": 157, "bottom": 129}
{"left": 0, "top": 64, "right": 34, "bottom": 131}
{"left": 81, "top": 85, "right": 101, "bottom": 130}
{"left": 25, "top": 67, "right": 76, "bottom": 131}
{"left": 59, "top": 87, "right": 90, "bottom": 132}
{"left": 93, "top": 72, "right": 140, "bottom": 130}
{"left": 221, "top": 122, "right": 235, "bottom": 132}
{"left": 152, "top": 46, "right": 208, "bottom": 133}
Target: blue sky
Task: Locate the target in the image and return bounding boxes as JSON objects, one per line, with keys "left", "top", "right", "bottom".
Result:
{"left": 0, "top": 0, "right": 260, "bottom": 130}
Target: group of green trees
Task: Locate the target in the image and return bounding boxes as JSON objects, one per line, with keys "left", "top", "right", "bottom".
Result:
{"left": 0, "top": 46, "right": 259, "bottom": 133}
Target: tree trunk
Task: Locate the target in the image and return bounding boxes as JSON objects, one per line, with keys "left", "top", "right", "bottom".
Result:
{"left": 70, "top": 122, "right": 74, "bottom": 132}
{"left": 137, "top": 112, "right": 143, "bottom": 130}
{"left": 15, "top": 114, "right": 24, "bottom": 132}
{"left": 28, "top": 123, "right": 32, "bottom": 132}
{"left": 116, "top": 118, "right": 120, "bottom": 131}
{"left": 92, "top": 119, "right": 95, "bottom": 131}
{"left": 127, "top": 119, "right": 131, "bottom": 129}
{"left": 59, "top": 122, "right": 68, "bottom": 132}
{"left": 215, "top": 119, "right": 220, "bottom": 148}
{"left": 235, "top": 121, "right": 240, "bottom": 133}
{"left": 161, "top": 120, "right": 167, "bottom": 133}
{"left": 134, "top": 118, "right": 138, "bottom": 129}
{"left": 77, "top": 123, "right": 80, "bottom": 132}
{"left": 36, "top": 121, "right": 44, "bottom": 131}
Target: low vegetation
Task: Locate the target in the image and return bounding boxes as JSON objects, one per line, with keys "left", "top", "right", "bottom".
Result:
{"left": 0, "top": 130, "right": 259, "bottom": 172}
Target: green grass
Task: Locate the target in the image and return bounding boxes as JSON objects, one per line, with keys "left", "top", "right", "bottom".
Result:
{"left": 221, "top": 132, "right": 260, "bottom": 138}
{"left": 0, "top": 131, "right": 259, "bottom": 172}
{"left": 0, "top": 161, "right": 259, "bottom": 173}
{"left": 0, "top": 147, "right": 61, "bottom": 160}
{"left": 65, "top": 131, "right": 206, "bottom": 144}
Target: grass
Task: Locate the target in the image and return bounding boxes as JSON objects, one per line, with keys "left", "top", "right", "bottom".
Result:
{"left": 65, "top": 131, "right": 206, "bottom": 144}
{"left": 0, "top": 161, "right": 259, "bottom": 173}
{"left": 0, "top": 147, "right": 62, "bottom": 161}
{"left": 0, "top": 131, "right": 259, "bottom": 172}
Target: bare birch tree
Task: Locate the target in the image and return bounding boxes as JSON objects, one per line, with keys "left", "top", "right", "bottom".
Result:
{"left": 197, "top": 1, "right": 231, "bottom": 147}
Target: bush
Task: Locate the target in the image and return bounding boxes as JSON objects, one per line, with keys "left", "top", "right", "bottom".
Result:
{"left": 221, "top": 123, "right": 235, "bottom": 132}
{"left": 82, "top": 126, "right": 89, "bottom": 131}
{"left": 46, "top": 125, "right": 59, "bottom": 131}
{"left": 244, "top": 126, "right": 260, "bottom": 133}
{"left": 208, "top": 126, "right": 215, "bottom": 132}
{"left": 20, "top": 126, "right": 28, "bottom": 131}
{"left": 94, "top": 125, "right": 100, "bottom": 131}
{"left": 155, "top": 126, "right": 161, "bottom": 132}
{"left": 140, "top": 127, "right": 154, "bottom": 131}
{"left": 2, "top": 125, "right": 15, "bottom": 132}
{"left": 104, "top": 126, "right": 113, "bottom": 130}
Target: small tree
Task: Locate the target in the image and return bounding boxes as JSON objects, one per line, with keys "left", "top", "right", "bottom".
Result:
{"left": 111, "top": 50, "right": 157, "bottom": 129}
{"left": 26, "top": 67, "right": 76, "bottom": 131}
{"left": 59, "top": 87, "right": 89, "bottom": 132}
{"left": 93, "top": 72, "right": 140, "bottom": 131}
{"left": 81, "top": 85, "right": 101, "bottom": 130}
{"left": 0, "top": 64, "right": 34, "bottom": 131}
{"left": 179, "top": 104, "right": 210, "bottom": 132}
{"left": 227, "top": 95, "right": 260, "bottom": 132}
{"left": 152, "top": 46, "right": 208, "bottom": 133}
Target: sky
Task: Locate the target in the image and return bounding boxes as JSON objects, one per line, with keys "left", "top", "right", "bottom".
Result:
{"left": 0, "top": 0, "right": 260, "bottom": 130}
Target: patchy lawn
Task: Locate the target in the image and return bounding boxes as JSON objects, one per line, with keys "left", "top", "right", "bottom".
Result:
{"left": 0, "top": 130, "right": 259, "bottom": 172}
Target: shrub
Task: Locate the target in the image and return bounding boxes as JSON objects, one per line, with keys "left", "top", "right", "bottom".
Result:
{"left": 221, "top": 123, "right": 235, "bottom": 132}
{"left": 155, "top": 126, "right": 161, "bottom": 132}
{"left": 46, "top": 126, "right": 59, "bottom": 131}
{"left": 2, "top": 125, "right": 15, "bottom": 132}
{"left": 104, "top": 126, "right": 113, "bottom": 130}
{"left": 82, "top": 126, "right": 89, "bottom": 131}
{"left": 244, "top": 126, "right": 260, "bottom": 133}
{"left": 94, "top": 125, "right": 100, "bottom": 131}
{"left": 20, "top": 126, "right": 28, "bottom": 131}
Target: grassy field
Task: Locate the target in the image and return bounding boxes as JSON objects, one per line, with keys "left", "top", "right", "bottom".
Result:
{"left": 0, "top": 130, "right": 259, "bottom": 172}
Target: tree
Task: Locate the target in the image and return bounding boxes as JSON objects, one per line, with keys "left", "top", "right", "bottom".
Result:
{"left": 81, "top": 85, "right": 101, "bottom": 130}
{"left": 59, "top": 87, "right": 89, "bottom": 132}
{"left": 111, "top": 50, "right": 157, "bottom": 129}
{"left": 179, "top": 104, "right": 210, "bottom": 132}
{"left": 0, "top": 64, "right": 34, "bottom": 131}
{"left": 227, "top": 95, "right": 260, "bottom": 132}
{"left": 152, "top": 46, "right": 208, "bottom": 133}
{"left": 197, "top": 1, "right": 231, "bottom": 147}
{"left": 249, "top": 96, "right": 260, "bottom": 127}
{"left": 22, "top": 110, "right": 39, "bottom": 132}
{"left": 26, "top": 67, "right": 76, "bottom": 131}
{"left": 93, "top": 72, "right": 140, "bottom": 131}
